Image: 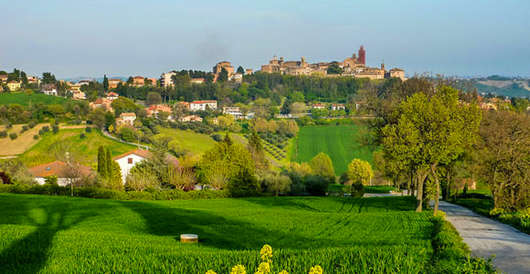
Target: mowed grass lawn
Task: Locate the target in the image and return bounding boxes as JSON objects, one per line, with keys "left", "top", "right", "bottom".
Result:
{"left": 0, "top": 92, "right": 67, "bottom": 106}
{"left": 153, "top": 127, "right": 217, "bottom": 155}
{"left": 0, "top": 194, "right": 434, "bottom": 273}
{"left": 18, "top": 129, "right": 135, "bottom": 167}
{"left": 291, "top": 124, "right": 377, "bottom": 175}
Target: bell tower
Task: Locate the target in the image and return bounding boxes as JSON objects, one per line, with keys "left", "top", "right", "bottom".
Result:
{"left": 358, "top": 45, "right": 366, "bottom": 65}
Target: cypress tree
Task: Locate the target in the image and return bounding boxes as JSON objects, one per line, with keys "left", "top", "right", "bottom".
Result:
{"left": 105, "top": 148, "right": 113, "bottom": 178}
{"left": 97, "top": 146, "right": 107, "bottom": 178}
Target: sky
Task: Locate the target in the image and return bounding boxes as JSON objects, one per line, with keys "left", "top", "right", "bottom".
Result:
{"left": 1, "top": 0, "right": 529, "bottom": 79}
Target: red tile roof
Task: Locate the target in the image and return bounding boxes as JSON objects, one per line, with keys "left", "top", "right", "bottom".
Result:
{"left": 191, "top": 100, "right": 217, "bottom": 104}
{"left": 29, "top": 161, "right": 92, "bottom": 178}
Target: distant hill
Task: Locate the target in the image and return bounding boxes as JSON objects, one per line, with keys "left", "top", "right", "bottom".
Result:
{"left": 474, "top": 79, "right": 530, "bottom": 98}
{"left": 61, "top": 76, "right": 129, "bottom": 83}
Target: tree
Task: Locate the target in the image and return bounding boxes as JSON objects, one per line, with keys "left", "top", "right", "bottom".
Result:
{"left": 218, "top": 68, "right": 228, "bottom": 82}
{"left": 347, "top": 159, "right": 373, "bottom": 185}
{"left": 88, "top": 108, "right": 107, "bottom": 129}
{"left": 382, "top": 86, "right": 481, "bottom": 213}
{"left": 105, "top": 147, "right": 112, "bottom": 178}
{"left": 97, "top": 146, "right": 107, "bottom": 178}
{"left": 309, "top": 152, "right": 335, "bottom": 181}
{"left": 247, "top": 130, "right": 269, "bottom": 172}
{"left": 103, "top": 74, "right": 109, "bottom": 91}
{"left": 172, "top": 103, "right": 188, "bottom": 121}
{"left": 327, "top": 62, "right": 343, "bottom": 74}
{"left": 111, "top": 97, "right": 138, "bottom": 116}
{"left": 263, "top": 172, "right": 291, "bottom": 196}
{"left": 41, "top": 72, "right": 56, "bottom": 85}
{"left": 478, "top": 111, "right": 529, "bottom": 211}
{"left": 126, "top": 163, "right": 159, "bottom": 191}
{"left": 237, "top": 66, "right": 245, "bottom": 74}
{"left": 146, "top": 92, "right": 162, "bottom": 106}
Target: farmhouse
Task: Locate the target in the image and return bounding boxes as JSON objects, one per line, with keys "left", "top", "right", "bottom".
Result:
{"left": 189, "top": 100, "right": 217, "bottom": 111}
{"left": 27, "top": 76, "right": 40, "bottom": 85}
{"left": 71, "top": 90, "right": 86, "bottom": 100}
{"left": 331, "top": 103, "right": 345, "bottom": 111}
{"left": 116, "top": 112, "right": 136, "bottom": 126}
{"left": 7, "top": 81, "right": 21, "bottom": 91}
{"left": 312, "top": 103, "right": 326, "bottom": 109}
{"left": 108, "top": 79, "right": 123, "bottom": 89}
{"left": 89, "top": 98, "right": 113, "bottom": 112}
{"left": 145, "top": 104, "right": 172, "bottom": 119}
{"left": 41, "top": 84, "right": 58, "bottom": 96}
{"left": 106, "top": 92, "right": 119, "bottom": 100}
{"left": 0, "top": 74, "right": 7, "bottom": 83}
{"left": 28, "top": 161, "right": 92, "bottom": 186}
{"left": 132, "top": 76, "right": 145, "bottom": 87}
{"left": 114, "top": 149, "right": 178, "bottom": 184}
{"left": 180, "top": 115, "right": 203, "bottom": 122}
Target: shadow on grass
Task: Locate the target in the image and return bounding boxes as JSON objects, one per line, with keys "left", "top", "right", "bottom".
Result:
{"left": 0, "top": 196, "right": 96, "bottom": 273}
{"left": 121, "top": 200, "right": 362, "bottom": 250}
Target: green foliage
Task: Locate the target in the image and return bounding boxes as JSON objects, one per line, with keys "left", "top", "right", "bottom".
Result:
{"left": 119, "top": 127, "right": 137, "bottom": 142}
{"left": 326, "top": 62, "right": 343, "bottom": 74}
{"left": 111, "top": 97, "right": 139, "bottom": 116}
{"left": 346, "top": 158, "right": 373, "bottom": 185}
{"left": 146, "top": 92, "right": 162, "bottom": 106}
{"left": 364, "top": 185, "right": 397, "bottom": 193}
{"left": 309, "top": 152, "right": 335, "bottom": 181}
{"left": 97, "top": 146, "right": 107, "bottom": 178}
{"left": 8, "top": 133, "right": 17, "bottom": 140}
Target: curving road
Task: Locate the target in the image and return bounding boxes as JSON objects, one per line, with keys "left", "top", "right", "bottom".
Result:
{"left": 438, "top": 201, "right": 530, "bottom": 274}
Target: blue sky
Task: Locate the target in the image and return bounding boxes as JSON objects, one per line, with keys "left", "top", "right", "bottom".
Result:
{"left": 1, "top": 0, "right": 529, "bottom": 78}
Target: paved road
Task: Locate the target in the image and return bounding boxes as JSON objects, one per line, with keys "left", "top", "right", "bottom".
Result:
{"left": 438, "top": 201, "right": 530, "bottom": 274}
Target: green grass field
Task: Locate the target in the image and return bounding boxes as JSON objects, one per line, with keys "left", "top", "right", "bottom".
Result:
{"left": 153, "top": 127, "right": 217, "bottom": 155}
{"left": 0, "top": 194, "right": 434, "bottom": 273}
{"left": 18, "top": 129, "right": 135, "bottom": 167}
{"left": 0, "top": 92, "right": 67, "bottom": 106}
{"left": 291, "top": 124, "right": 377, "bottom": 175}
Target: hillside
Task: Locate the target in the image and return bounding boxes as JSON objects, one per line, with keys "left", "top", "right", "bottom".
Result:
{"left": 152, "top": 127, "right": 217, "bottom": 155}
{"left": 0, "top": 92, "right": 68, "bottom": 106}
{"left": 474, "top": 79, "right": 530, "bottom": 98}
{"left": 0, "top": 194, "right": 433, "bottom": 273}
{"left": 18, "top": 128, "right": 135, "bottom": 167}
{"left": 0, "top": 124, "right": 50, "bottom": 156}
{"left": 291, "top": 124, "right": 377, "bottom": 175}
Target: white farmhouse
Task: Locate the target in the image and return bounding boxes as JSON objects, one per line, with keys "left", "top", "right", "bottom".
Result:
{"left": 41, "top": 84, "right": 58, "bottom": 96}
{"left": 28, "top": 161, "right": 92, "bottom": 186}
{"left": 189, "top": 100, "right": 217, "bottom": 111}
{"left": 113, "top": 149, "right": 179, "bottom": 184}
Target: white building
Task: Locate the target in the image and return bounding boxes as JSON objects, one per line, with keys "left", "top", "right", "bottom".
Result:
{"left": 114, "top": 149, "right": 179, "bottom": 184}
{"left": 71, "top": 90, "right": 86, "bottom": 100}
{"left": 42, "top": 84, "right": 58, "bottom": 96}
{"left": 28, "top": 161, "right": 92, "bottom": 186}
{"left": 116, "top": 112, "right": 136, "bottom": 126}
{"left": 113, "top": 149, "right": 150, "bottom": 184}
{"left": 160, "top": 71, "right": 177, "bottom": 87}
{"left": 189, "top": 100, "right": 217, "bottom": 111}
{"left": 331, "top": 103, "right": 345, "bottom": 111}
{"left": 106, "top": 92, "right": 119, "bottom": 100}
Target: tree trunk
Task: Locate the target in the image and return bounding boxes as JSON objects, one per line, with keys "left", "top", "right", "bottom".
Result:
{"left": 431, "top": 165, "right": 440, "bottom": 215}
{"left": 415, "top": 170, "right": 429, "bottom": 212}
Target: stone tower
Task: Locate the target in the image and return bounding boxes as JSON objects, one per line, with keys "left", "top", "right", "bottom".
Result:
{"left": 358, "top": 45, "right": 366, "bottom": 65}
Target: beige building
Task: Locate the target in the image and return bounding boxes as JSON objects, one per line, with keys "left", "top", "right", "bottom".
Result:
{"left": 108, "top": 79, "right": 123, "bottom": 89}
{"left": 213, "top": 61, "right": 234, "bottom": 82}
{"left": 116, "top": 112, "right": 136, "bottom": 126}
{"left": 7, "top": 81, "right": 21, "bottom": 91}
{"left": 132, "top": 76, "right": 145, "bottom": 87}
{"left": 387, "top": 68, "right": 406, "bottom": 81}
{"left": 160, "top": 71, "right": 177, "bottom": 87}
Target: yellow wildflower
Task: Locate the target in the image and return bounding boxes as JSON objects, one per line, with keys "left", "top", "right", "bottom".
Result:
{"left": 256, "top": 262, "right": 270, "bottom": 274}
{"left": 260, "top": 244, "right": 273, "bottom": 263}
{"left": 279, "top": 271, "right": 289, "bottom": 274}
{"left": 309, "top": 265, "right": 323, "bottom": 274}
{"left": 230, "top": 264, "right": 246, "bottom": 274}
{"left": 205, "top": 271, "right": 217, "bottom": 274}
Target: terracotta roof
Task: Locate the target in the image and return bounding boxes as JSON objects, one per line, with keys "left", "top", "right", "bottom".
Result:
{"left": 29, "top": 161, "right": 92, "bottom": 178}
{"left": 120, "top": 112, "right": 136, "bottom": 117}
{"left": 191, "top": 100, "right": 217, "bottom": 104}
{"left": 107, "top": 92, "right": 119, "bottom": 96}
{"left": 113, "top": 149, "right": 179, "bottom": 166}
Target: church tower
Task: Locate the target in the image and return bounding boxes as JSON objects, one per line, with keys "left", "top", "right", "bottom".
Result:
{"left": 358, "top": 45, "right": 366, "bottom": 65}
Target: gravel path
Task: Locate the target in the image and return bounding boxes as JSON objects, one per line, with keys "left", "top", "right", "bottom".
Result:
{"left": 439, "top": 201, "right": 530, "bottom": 274}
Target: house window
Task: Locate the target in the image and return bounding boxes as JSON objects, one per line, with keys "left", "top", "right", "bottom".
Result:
{"left": 128, "top": 158, "right": 133, "bottom": 164}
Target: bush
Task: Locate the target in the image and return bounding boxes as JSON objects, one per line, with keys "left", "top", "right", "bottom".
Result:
{"left": 52, "top": 124, "right": 59, "bottom": 134}
{"left": 9, "top": 133, "right": 17, "bottom": 140}
{"left": 305, "top": 175, "right": 331, "bottom": 196}
{"left": 85, "top": 127, "right": 92, "bottom": 133}
{"left": 80, "top": 133, "right": 86, "bottom": 139}
{"left": 21, "top": 125, "right": 29, "bottom": 132}
{"left": 28, "top": 121, "right": 37, "bottom": 128}
{"left": 211, "top": 133, "right": 223, "bottom": 142}
{"left": 0, "top": 131, "right": 7, "bottom": 138}
{"left": 33, "top": 135, "right": 39, "bottom": 140}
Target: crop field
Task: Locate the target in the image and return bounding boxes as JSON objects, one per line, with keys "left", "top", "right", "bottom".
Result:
{"left": 0, "top": 92, "right": 67, "bottom": 106}
{"left": 18, "top": 128, "right": 135, "bottom": 167}
{"left": 0, "top": 194, "right": 435, "bottom": 273}
{"left": 153, "top": 127, "right": 217, "bottom": 155}
{"left": 0, "top": 124, "right": 49, "bottom": 156}
{"left": 291, "top": 124, "right": 377, "bottom": 175}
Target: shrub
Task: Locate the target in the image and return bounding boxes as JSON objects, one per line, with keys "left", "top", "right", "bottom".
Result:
{"left": 80, "top": 133, "right": 86, "bottom": 139}
{"left": 33, "top": 135, "right": 39, "bottom": 140}
{"left": 211, "top": 133, "right": 223, "bottom": 142}
{"left": 21, "top": 125, "right": 29, "bottom": 132}
{"left": 28, "top": 121, "right": 37, "bottom": 128}
{"left": 9, "top": 133, "right": 17, "bottom": 140}
{"left": 0, "top": 131, "right": 7, "bottom": 138}
{"left": 85, "top": 127, "right": 92, "bottom": 133}
{"left": 52, "top": 124, "right": 59, "bottom": 134}
{"left": 305, "top": 175, "right": 331, "bottom": 196}
{"left": 42, "top": 126, "right": 50, "bottom": 132}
